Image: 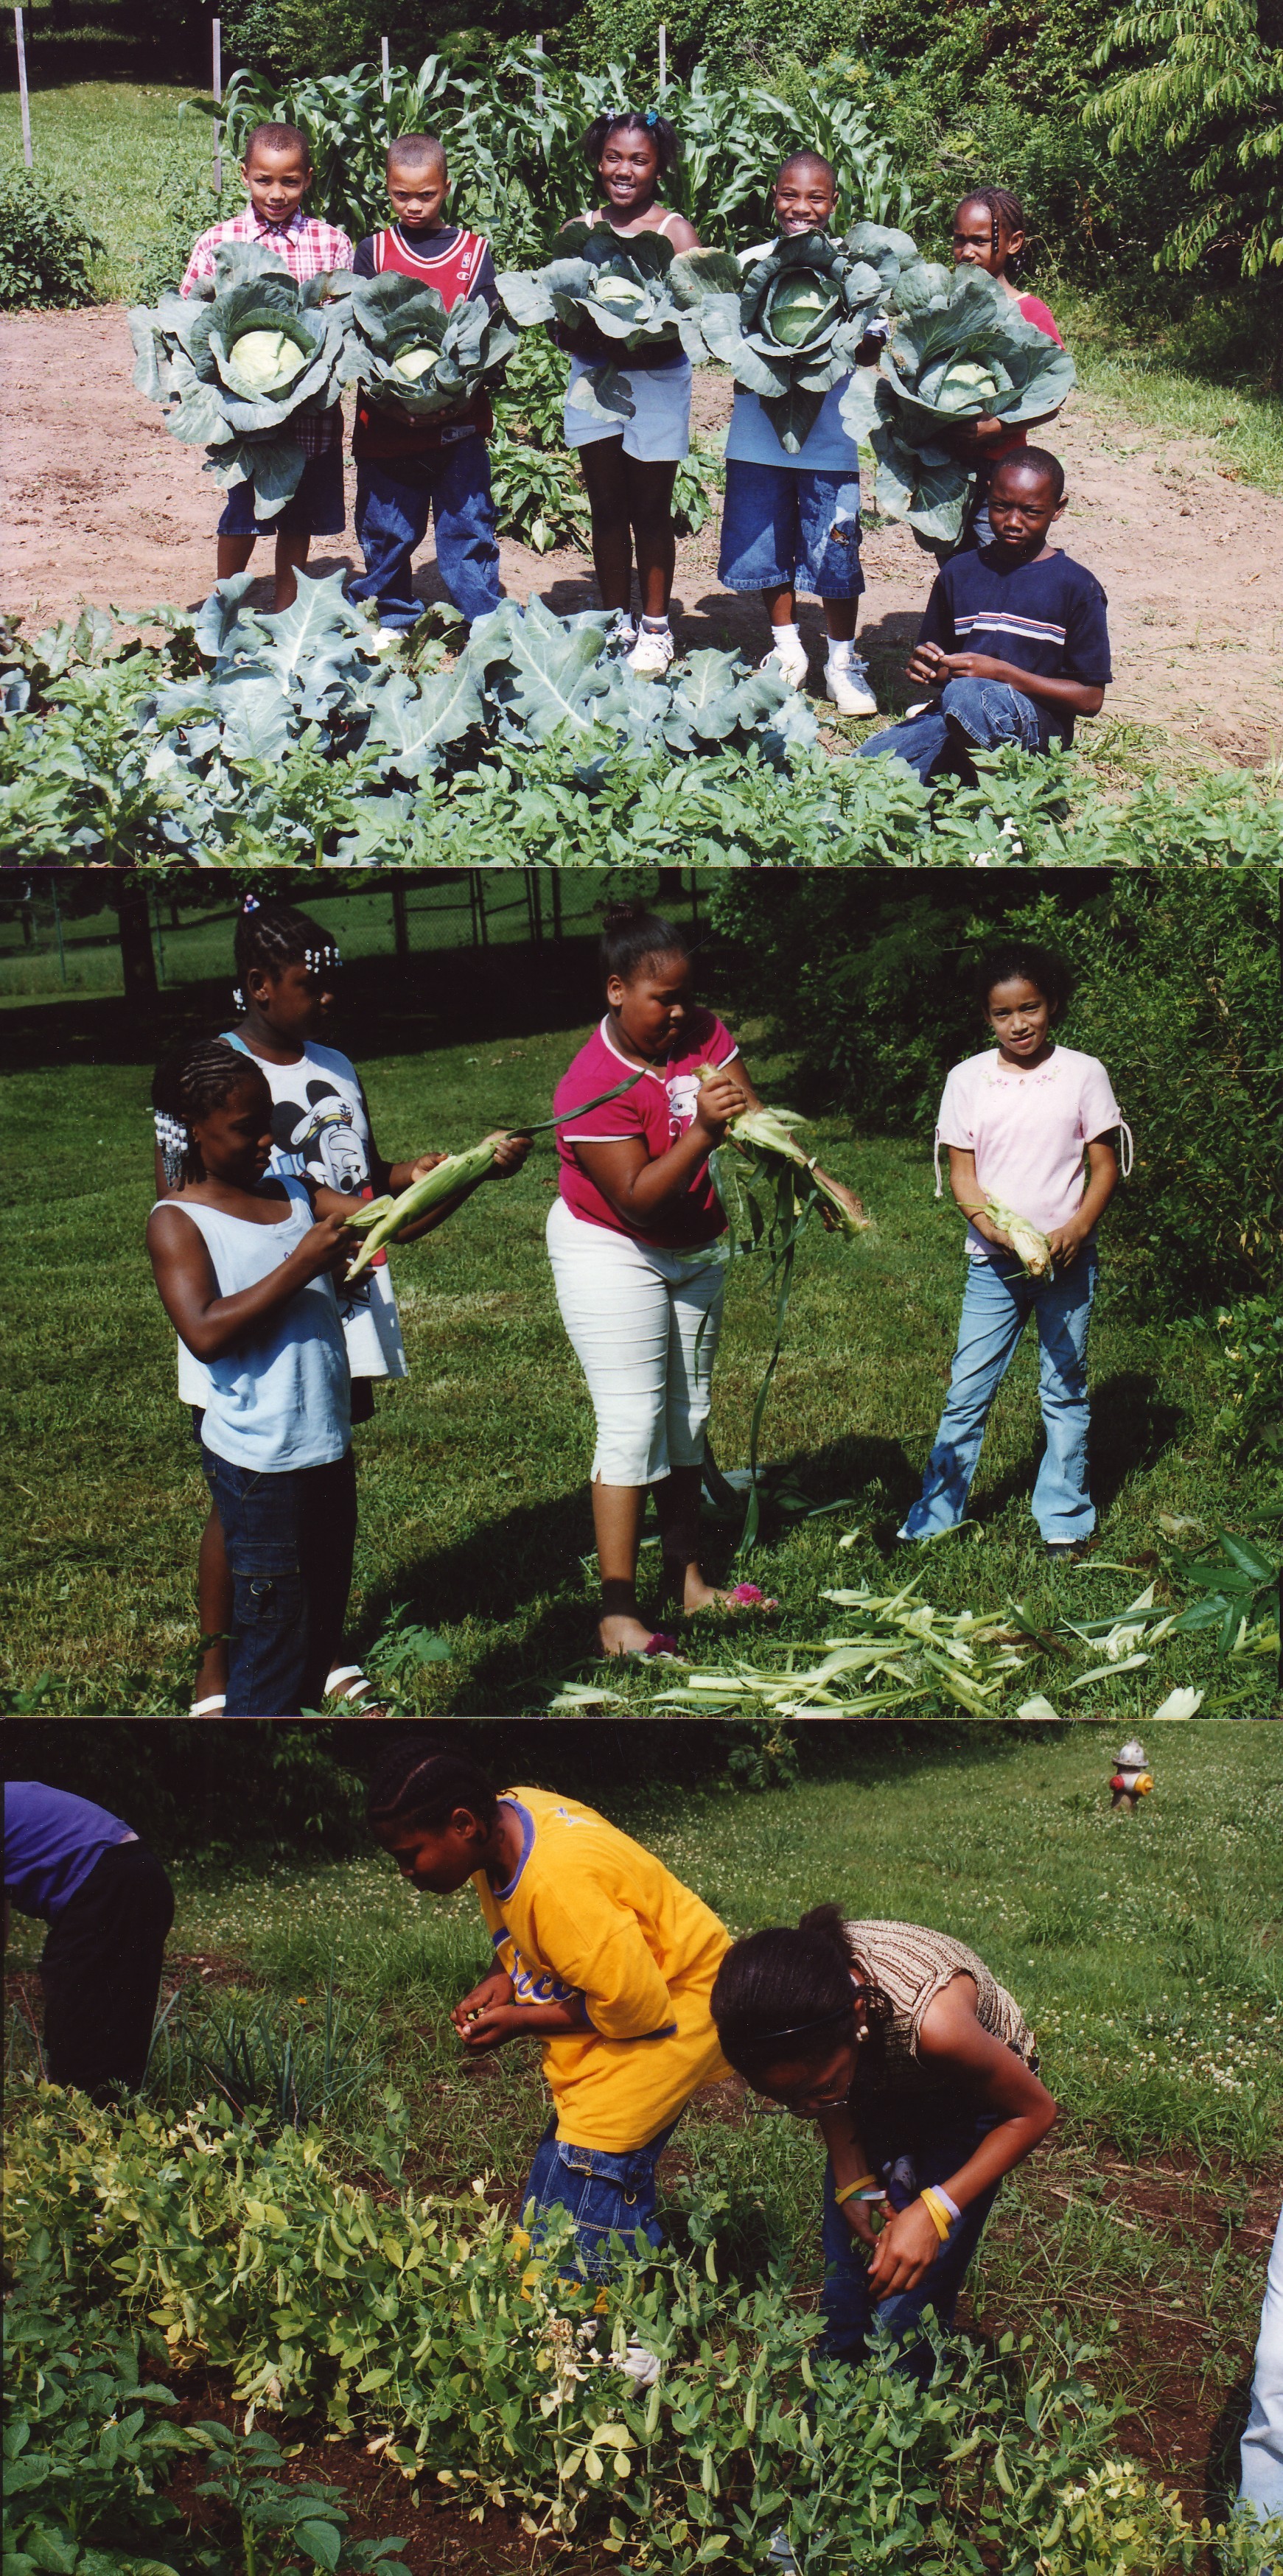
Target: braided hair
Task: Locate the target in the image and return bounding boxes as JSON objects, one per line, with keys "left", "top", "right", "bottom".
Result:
{"left": 710, "top": 1904, "right": 892, "bottom": 2092}
{"left": 151, "top": 1035, "right": 268, "bottom": 1187}
{"left": 581, "top": 108, "right": 679, "bottom": 179}
{"left": 366, "top": 1734, "right": 500, "bottom": 1837}
{"left": 957, "top": 186, "right": 1026, "bottom": 277}
{"left": 231, "top": 894, "right": 343, "bottom": 1015}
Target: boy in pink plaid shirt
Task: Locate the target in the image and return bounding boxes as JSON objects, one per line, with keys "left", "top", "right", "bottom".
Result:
{"left": 181, "top": 122, "right": 354, "bottom": 611}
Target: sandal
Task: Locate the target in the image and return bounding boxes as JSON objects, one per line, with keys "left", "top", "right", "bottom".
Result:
{"left": 324, "top": 1665, "right": 389, "bottom": 1715}
{"left": 189, "top": 1693, "right": 226, "bottom": 1718}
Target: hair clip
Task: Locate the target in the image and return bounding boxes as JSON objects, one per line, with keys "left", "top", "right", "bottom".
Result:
{"left": 231, "top": 985, "right": 245, "bottom": 1012}
{"left": 644, "top": 106, "right": 659, "bottom": 125}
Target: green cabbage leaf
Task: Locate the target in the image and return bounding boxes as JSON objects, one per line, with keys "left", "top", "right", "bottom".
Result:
{"left": 667, "top": 228, "right": 889, "bottom": 452}
{"left": 340, "top": 270, "right": 517, "bottom": 419}
{"left": 497, "top": 225, "right": 709, "bottom": 424}
{"left": 128, "top": 240, "right": 352, "bottom": 519}
{"left": 839, "top": 270, "right": 1077, "bottom": 550}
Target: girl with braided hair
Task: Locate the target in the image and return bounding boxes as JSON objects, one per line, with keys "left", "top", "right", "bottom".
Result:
{"left": 367, "top": 1737, "right": 731, "bottom": 2281}
{"left": 155, "top": 896, "right": 526, "bottom": 1715}
{"left": 147, "top": 1039, "right": 512, "bottom": 1715}
{"left": 711, "top": 1908, "right": 1056, "bottom": 2384}
{"left": 948, "top": 189, "right": 1067, "bottom": 553}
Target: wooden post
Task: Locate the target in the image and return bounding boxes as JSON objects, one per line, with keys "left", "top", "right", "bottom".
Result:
{"left": 534, "top": 29, "right": 544, "bottom": 111}
{"left": 391, "top": 879, "right": 409, "bottom": 960}
{"left": 152, "top": 886, "right": 167, "bottom": 989}
{"left": 472, "top": 870, "right": 489, "bottom": 946}
{"left": 658, "top": 22, "right": 667, "bottom": 97}
{"left": 550, "top": 875, "right": 562, "bottom": 941}
{"left": 380, "top": 34, "right": 391, "bottom": 103}
{"left": 211, "top": 16, "right": 223, "bottom": 195}
{"left": 51, "top": 878, "right": 66, "bottom": 984}
{"left": 14, "top": 7, "right": 33, "bottom": 167}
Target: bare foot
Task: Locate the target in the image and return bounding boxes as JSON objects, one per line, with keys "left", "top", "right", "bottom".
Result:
{"left": 596, "top": 1612, "right": 661, "bottom": 1657}
{"left": 679, "top": 1572, "right": 777, "bottom": 1615}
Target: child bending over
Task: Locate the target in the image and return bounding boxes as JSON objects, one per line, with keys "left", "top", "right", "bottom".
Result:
{"left": 857, "top": 449, "right": 1110, "bottom": 783}
{"left": 181, "top": 122, "right": 354, "bottom": 613}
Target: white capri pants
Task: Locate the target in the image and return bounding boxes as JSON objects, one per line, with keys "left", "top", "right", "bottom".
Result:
{"left": 547, "top": 1196, "right": 725, "bottom": 1485}
{"left": 1240, "top": 2203, "right": 1283, "bottom": 2525}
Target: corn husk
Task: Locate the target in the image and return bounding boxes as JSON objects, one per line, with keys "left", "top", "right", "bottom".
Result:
{"left": 344, "top": 1144, "right": 501, "bottom": 1279}
{"left": 696, "top": 1065, "right": 870, "bottom": 1239}
{"left": 979, "top": 1197, "right": 1053, "bottom": 1278}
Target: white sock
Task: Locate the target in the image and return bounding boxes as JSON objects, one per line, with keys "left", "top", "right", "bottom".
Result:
{"left": 641, "top": 614, "right": 671, "bottom": 633}
{"left": 772, "top": 620, "right": 801, "bottom": 643}
{"left": 826, "top": 637, "right": 856, "bottom": 666}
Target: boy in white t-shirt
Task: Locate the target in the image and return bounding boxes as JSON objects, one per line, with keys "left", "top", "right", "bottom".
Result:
{"left": 716, "top": 153, "right": 879, "bottom": 716}
{"left": 898, "top": 939, "right": 1129, "bottom": 1558}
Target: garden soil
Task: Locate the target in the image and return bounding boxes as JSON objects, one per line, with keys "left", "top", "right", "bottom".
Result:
{"left": 2, "top": 301, "right": 1282, "bottom": 769}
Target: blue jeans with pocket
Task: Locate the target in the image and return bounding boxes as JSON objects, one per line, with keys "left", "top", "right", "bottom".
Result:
{"left": 521, "top": 2116, "right": 679, "bottom": 2281}
{"left": 200, "top": 1445, "right": 356, "bottom": 1716}
{"left": 718, "top": 460, "right": 865, "bottom": 599}
{"left": 901, "top": 1251, "right": 1097, "bottom": 1544}
{"left": 858, "top": 675, "right": 1045, "bottom": 781}
{"left": 350, "top": 434, "right": 500, "bottom": 629}
{"left": 821, "top": 2092, "right": 1005, "bottom": 2384}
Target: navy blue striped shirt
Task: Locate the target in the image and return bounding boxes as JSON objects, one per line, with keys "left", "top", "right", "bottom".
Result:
{"left": 918, "top": 546, "right": 1112, "bottom": 747}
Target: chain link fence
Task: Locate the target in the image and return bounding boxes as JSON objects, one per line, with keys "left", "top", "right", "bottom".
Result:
{"left": 0, "top": 872, "right": 711, "bottom": 1004}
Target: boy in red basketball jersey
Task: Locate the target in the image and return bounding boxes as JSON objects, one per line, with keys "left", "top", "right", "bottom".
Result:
{"left": 349, "top": 133, "right": 503, "bottom": 642}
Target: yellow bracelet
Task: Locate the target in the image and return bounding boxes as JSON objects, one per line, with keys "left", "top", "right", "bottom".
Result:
{"left": 920, "top": 2188, "right": 954, "bottom": 2241}
{"left": 833, "top": 2174, "right": 879, "bottom": 2207}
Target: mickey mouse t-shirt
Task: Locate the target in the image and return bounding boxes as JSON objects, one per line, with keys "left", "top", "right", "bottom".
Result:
{"left": 553, "top": 1010, "right": 740, "bottom": 1250}
{"left": 223, "top": 1034, "right": 408, "bottom": 1379}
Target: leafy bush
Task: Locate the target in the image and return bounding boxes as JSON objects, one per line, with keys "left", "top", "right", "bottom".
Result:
{"left": 10, "top": 2084, "right": 1260, "bottom": 2575}
{"left": 1206, "top": 1295, "right": 1283, "bottom": 1457}
{"left": 133, "top": 153, "right": 226, "bottom": 305}
{"left": 0, "top": 168, "right": 104, "bottom": 311}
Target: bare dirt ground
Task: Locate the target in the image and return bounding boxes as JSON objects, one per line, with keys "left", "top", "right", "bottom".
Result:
{"left": 3, "top": 303, "right": 1282, "bottom": 767}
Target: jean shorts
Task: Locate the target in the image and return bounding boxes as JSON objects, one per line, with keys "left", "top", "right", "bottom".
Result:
{"left": 217, "top": 444, "right": 345, "bottom": 539}
{"left": 719, "top": 458, "right": 865, "bottom": 598}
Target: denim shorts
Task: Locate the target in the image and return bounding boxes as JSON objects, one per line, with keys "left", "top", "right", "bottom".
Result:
{"left": 217, "top": 444, "right": 346, "bottom": 539}
{"left": 521, "top": 2116, "right": 679, "bottom": 2281}
{"left": 719, "top": 458, "right": 865, "bottom": 598}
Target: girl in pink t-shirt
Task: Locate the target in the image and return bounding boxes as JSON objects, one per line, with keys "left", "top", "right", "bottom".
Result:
{"left": 900, "top": 939, "right": 1129, "bottom": 1558}
{"left": 548, "top": 900, "right": 861, "bottom": 1658}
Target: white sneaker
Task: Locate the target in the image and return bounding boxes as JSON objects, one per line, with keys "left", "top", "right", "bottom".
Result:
{"left": 605, "top": 610, "right": 638, "bottom": 653}
{"left": 760, "top": 634, "right": 809, "bottom": 690}
{"left": 824, "top": 651, "right": 878, "bottom": 716}
{"left": 626, "top": 623, "right": 676, "bottom": 678}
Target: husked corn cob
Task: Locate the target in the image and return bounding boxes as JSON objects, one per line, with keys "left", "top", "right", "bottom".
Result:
{"left": 979, "top": 1197, "right": 1053, "bottom": 1278}
{"left": 695, "top": 1063, "right": 869, "bottom": 1238}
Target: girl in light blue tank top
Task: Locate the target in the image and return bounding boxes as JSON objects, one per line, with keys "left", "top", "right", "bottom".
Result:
{"left": 156, "top": 1177, "right": 350, "bottom": 1472}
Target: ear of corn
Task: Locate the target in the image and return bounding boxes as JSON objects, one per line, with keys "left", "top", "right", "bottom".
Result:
{"left": 695, "top": 1064, "right": 870, "bottom": 1239}
{"left": 980, "top": 1197, "right": 1054, "bottom": 1278}
{"left": 345, "top": 1144, "right": 501, "bottom": 1279}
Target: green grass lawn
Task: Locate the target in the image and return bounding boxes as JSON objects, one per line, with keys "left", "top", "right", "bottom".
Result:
{"left": 7, "top": 1725, "right": 1281, "bottom": 2515}
{"left": 2, "top": 1000, "right": 1276, "bottom": 1715}
{"left": 0, "top": 82, "right": 211, "bottom": 300}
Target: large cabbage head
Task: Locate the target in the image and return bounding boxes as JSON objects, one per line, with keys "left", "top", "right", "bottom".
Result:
{"left": 222, "top": 315, "right": 315, "bottom": 401}
{"left": 343, "top": 270, "right": 517, "bottom": 417}
{"left": 498, "top": 225, "right": 707, "bottom": 425}
{"left": 669, "top": 231, "right": 883, "bottom": 453}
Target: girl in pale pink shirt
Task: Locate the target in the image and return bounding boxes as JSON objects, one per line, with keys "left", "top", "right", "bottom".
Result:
{"left": 900, "top": 939, "right": 1130, "bottom": 1558}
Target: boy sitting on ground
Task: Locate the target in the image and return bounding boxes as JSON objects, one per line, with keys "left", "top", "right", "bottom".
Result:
{"left": 857, "top": 448, "right": 1111, "bottom": 783}
{"left": 181, "top": 122, "right": 354, "bottom": 614}
{"left": 346, "top": 132, "right": 503, "bottom": 646}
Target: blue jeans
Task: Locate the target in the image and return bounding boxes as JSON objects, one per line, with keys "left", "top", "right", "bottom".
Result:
{"left": 718, "top": 461, "right": 865, "bottom": 599}
{"left": 821, "top": 2094, "right": 1003, "bottom": 2384}
{"left": 200, "top": 1444, "right": 356, "bottom": 1715}
{"left": 350, "top": 435, "right": 500, "bottom": 629}
{"left": 858, "top": 676, "right": 1044, "bottom": 781}
{"left": 901, "top": 1251, "right": 1097, "bottom": 1544}
{"left": 521, "top": 2116, "right": 678, "bottom": 2281}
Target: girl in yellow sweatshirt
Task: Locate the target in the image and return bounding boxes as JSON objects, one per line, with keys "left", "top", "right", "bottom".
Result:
{"left": 368, "top": 1740, "right": 731, "bottom": 2275}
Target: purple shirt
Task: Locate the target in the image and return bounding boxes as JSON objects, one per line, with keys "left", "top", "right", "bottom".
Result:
{"left": 4, "top": 1781, "right": 134, "bottom": 1919}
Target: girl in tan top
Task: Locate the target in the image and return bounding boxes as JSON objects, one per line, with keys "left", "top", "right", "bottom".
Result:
{"left": 711, "top": 1907, "right": 1055, "bottom": 2381}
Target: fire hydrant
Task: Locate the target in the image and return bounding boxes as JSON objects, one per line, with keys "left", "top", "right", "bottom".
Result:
{"left": 1109, "top": 1737, "right": 1154, "bottom": 1816}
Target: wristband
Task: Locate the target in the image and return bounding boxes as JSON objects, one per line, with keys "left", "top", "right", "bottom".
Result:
{"left": 920, "top": 2187, "right": 954, "bottom": 2242}
{"left": 833, "top": 2174, "right": 878, "bottom": 2207}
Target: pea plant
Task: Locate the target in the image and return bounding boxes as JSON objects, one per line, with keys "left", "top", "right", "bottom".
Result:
{"left": 9, "top": 2082, "right": 1274, "bottom": 2575}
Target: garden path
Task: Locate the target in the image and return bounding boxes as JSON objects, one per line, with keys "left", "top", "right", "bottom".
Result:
{"left": 2, "top": 303, "right": 1281, "bottom": 767}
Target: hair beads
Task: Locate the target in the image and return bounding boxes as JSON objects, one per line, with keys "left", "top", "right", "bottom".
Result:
{"left": 153, "top": 1110, "right": 190, "bottom": 1189}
